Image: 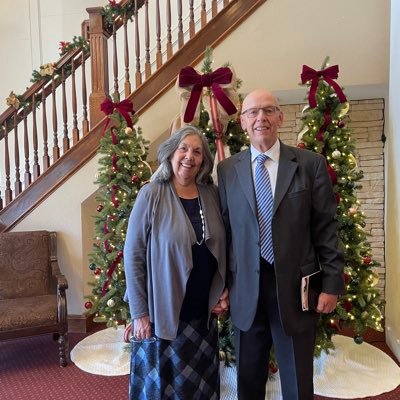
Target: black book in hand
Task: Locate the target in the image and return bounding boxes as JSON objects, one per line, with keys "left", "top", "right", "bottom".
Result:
{"left": 301, "top": 270, "right": 322, "bottom": 311}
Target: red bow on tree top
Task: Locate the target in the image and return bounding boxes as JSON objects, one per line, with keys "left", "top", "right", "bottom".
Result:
{"left": 301, "top": 65, "right": 347, "bottom": 109}
{"left": 100, "top": 97, "right": 135, "bottom": 128}
{"left": 178, "top": 66, "right": 237, "bottom": 123}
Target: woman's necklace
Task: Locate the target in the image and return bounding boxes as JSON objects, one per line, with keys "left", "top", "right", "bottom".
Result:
{"left": 196, "top": 196, "right": 205, "bottom": 246}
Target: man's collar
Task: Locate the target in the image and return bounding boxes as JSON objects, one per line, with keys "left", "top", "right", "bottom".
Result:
{"left": 250, "top": 140, "right": 280, "bottom": 162}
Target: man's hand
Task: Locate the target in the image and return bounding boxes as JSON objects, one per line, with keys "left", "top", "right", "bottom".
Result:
{"left": 316, "top": 293, "right": 338, "bottom": 314}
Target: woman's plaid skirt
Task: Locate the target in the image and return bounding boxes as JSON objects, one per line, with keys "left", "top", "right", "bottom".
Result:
{"left": 129, "top": 317, "right": 220, "bottom": 400}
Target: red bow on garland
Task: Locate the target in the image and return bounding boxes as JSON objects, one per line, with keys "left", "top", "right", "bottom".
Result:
{"left": 178, "top": 66, "right": 237, "bottom": 123}
{"left": 100, "top": 97, "right": 135, "bottom": 132}
{"left": 301, "top": 65, "right": 347, "bottom": 109}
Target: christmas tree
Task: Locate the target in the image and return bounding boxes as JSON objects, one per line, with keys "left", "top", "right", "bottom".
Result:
{"left": 179, "top": 48, "right": 248, "bottom": 364}
{"left": 298, "top": 57, "right": 384, "bottom": 356}
{"left": 84, "top": 98, "right": 152, "bottom": 327}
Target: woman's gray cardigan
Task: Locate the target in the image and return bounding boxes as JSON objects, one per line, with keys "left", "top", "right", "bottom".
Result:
{"left": 123, "top": 180, "right": 226, "bottom": 340}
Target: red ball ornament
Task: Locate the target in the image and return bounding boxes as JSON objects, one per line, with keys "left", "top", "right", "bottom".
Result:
{"left": 363, "top": 256, "right": 372, "bottom": 265}
{"left": 343, "top": 273, "right": 351, "bottom": 285}
{"left": 96, "top": 204, "right": 104, "bottom": 212}
{"left": 117, "top": 250, "right": 123, "bottom": 258}
{"left": 95, "top": 268, "right": 102, "bottom": 275}
{"left": 268, "top": 362, "right": 278, "bottom": 374}
{"left": 297, "top": 142, "right": 306, "bottom": 149}
{"left": 338, "top": 120, "right": 346, "bottom": 128}
{"left": 84, "top": 301, "right": 93, "bottom": 309}
{"left": 343, "top": 300, "right": 352, "bottom": 312}
{"left": 131, "top": 175, "right": 139, "bottom": 184}
{"left": 328, "top": 320, "right": 339, "bottom": 331}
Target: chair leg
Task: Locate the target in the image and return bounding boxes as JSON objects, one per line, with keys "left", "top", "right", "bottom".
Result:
{"left": 58, "top": 332, "right": 69, "bottom": 367}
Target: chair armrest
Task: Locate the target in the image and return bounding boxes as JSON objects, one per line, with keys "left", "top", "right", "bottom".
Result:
{"left": 51, "top": 260, "right": 69, "bottom": 291}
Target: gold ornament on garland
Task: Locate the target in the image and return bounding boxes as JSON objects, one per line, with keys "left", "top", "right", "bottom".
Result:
{"left": 39, "top": 62, "right": 57, "bottom": 77}
{"left": 6, "top": 91, "right": 21, "bottom": 110}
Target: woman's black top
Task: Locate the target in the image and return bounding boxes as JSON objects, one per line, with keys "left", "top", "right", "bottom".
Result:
{"left": 179, "top": 197, "right": 217, "bottom": 322}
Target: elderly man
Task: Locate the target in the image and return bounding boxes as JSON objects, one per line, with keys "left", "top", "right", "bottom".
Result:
{"left": 217, "top": 89, "right": 345, "bottom": 400}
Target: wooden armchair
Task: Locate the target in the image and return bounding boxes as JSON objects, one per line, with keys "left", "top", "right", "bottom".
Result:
{"left": 0, "top": 231, "right": 69, "bottom": 366}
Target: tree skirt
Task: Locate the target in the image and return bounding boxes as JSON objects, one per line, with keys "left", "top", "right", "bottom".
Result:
{"left": 71, "top": 328, "right": 400, "bottom": 399}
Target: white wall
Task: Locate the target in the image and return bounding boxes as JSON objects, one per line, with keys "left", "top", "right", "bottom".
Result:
{"left": 385, "top": 0, "right": 400, "bottom": 361}
{"left": 3, "top": 1, "right": 393, "bottom": 330}
{"left": 0, "top": 0, "right": 100, "bottom": 98}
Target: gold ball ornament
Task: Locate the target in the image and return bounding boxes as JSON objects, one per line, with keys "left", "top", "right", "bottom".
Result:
{"left": 107, "top": 298, "right": 115, "bottom": 307}
{"left": 125, "top": 127, "right": 133, "bottom": 134}
{"left": 348, "top": 154, "right": 358, "bottom": 171}
{"left": 338, "top": 102, "right": 350, "bottom": 118}
{"left": 332, "top": 150, "right": 341, "bottom": 159}
{"left": 349, "top": 207, "right": 358, "bottom": 214}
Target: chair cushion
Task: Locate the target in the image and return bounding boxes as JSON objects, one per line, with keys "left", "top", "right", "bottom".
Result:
{"left": 0, "top": 294, "right": 57, "bottom": 331}
{"left": 0, "top": 231, "right": 50, "bottom": 299}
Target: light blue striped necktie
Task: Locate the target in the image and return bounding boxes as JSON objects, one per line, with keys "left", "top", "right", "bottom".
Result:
{"left": 255, "top": 153, "right": 274, "bottom": 264}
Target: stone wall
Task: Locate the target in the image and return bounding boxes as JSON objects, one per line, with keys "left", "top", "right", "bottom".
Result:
{"left": 278, "top": 99, "right": 385, "bottom": 295}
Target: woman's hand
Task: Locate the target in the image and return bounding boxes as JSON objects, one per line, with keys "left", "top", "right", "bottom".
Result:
{"left": 133, "top": 315, "right": 152, "bottom": 340}
{"left": 212, "top": 288, "right": 229, "bottom": 316}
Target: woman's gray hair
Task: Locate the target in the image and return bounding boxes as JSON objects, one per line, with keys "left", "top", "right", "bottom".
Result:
{"left": 151, "top": 126, "right": 214, "bottom": 184}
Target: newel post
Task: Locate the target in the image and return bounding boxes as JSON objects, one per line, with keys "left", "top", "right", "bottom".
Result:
{"left": 87, "top": 7, "right": 110, "bottom": 128}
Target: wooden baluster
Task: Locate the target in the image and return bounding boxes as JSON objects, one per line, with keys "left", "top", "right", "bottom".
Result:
{"left": 0, "top": 178, "right": 2, "bottom": 210}
{"left": 189, "top": 0, "right": 195, "bottom": 39}
{"left": 166, "top": 0, "right": 172, "bottom": 59}
{"left": 81, "top": 52, "right": 89, "bottom": 136}
{"left": 61, "top": 67, "right": 69, "bottom": 153}
{"left": 223, "top": 0, "right": 229, "bottom": 6}
{"left": 13, "top": 111, "right": 22, "bottom": 196}
{"left": 32, "top": 95, "right": 40, "bottom": 180}
{"left": 52, "top": 77, "right": 60, "bottom": 162}
{"left": 155, "top": 0, "right": 162, "bottom": 69}
{"left": 4, "top": 126, "right": 12, "bottom": 205}
{"left": 177, "top": 0, "right": 183, "bottom": 49}
{"left": 42, "top": 83, "right": 50, "bottom": 171}
{"left": 144, "top": 0, "right": 151, "bottom": 80}
{"left": 201, "top": 0, "right": 207, "bottom": 28}
{"left": 0, "top": 126, "right": 3, "bottom": 210}
{"left": 211, "top": 0, "right": 217, "bottom": 17}
{"left": 123, "top": 15, "right": 131, "bottom": 97}
{"left": 87, "top": 7, "right": 109, "bottom": 128}
{"left": 71, "top": 57, "right": 79, "bottom": 144}
{"left": 112, "top": 21, "right": 119, "bottom": 100}
{"left": 23, "top": 108, "right": 32, "bottom": 188}
{"left": 134, "top": 0, "right": 142, "bottom": 87}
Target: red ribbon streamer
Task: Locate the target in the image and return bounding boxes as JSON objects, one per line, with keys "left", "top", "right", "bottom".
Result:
{"left": 111, "top": 184, "right": 119, "bottom": 208}
{"left": 178, "top": 66, "right": 237, "bottom": 123}
{"left": 102, "top": 251, "right": 124, "bottom": 295}
{"left": 111, "top": 127, "right": 118, "bottom": 145}
{"left": 300, "top": 65, "right": 347, "bottom": 108}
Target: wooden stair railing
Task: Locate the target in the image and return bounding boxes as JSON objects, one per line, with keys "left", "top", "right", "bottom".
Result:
{"left": 0, "top": 0, "right": 267, "bottom": 232}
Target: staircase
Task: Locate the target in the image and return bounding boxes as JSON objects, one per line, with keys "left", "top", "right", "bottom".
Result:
{"left": 0, "top": 0, "right": 266, "bottom": 232}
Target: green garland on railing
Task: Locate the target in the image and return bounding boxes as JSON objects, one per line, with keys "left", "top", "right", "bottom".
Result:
{"left": 103, "top": 0, "right": 135, "bottom": 27}
{"left": 4, "top": 35, "right": 90, "bottom": 114}
{"left": 59, "top": 35, "right": 90, "bottom": 57}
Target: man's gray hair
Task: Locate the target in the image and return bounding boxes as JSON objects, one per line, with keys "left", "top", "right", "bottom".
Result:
{"left": 151, "top": 126, "right": 214, "bottom": 184}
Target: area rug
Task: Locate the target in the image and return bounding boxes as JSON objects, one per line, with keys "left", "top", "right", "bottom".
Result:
{"left": 71, "top": 328, "right": 400, "bottom": 399}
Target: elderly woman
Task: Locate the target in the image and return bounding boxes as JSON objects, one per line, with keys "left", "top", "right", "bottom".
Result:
{"left": 124, "top": 126, "right": 228, "bottom": 399}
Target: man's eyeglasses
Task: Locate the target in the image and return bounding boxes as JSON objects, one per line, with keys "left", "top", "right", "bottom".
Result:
{"left": 241, "top": 106, "right": 281, "bottom": 119}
